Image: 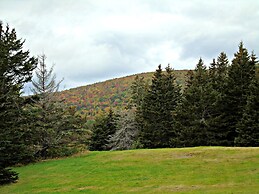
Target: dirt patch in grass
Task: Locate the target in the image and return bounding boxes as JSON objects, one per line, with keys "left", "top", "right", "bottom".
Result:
{"left": 154, "top": 184, "right": 203, "bottom": 192}
{"left": 78, "top": 186, "right": 99, "bottom": 191}
{"left": 171, "top": 151, "right": 202, "bottom": 159}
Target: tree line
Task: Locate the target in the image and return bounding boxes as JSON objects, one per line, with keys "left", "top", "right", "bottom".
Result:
{"left": 89, "top": 43, "right": 259, "bottom": 150}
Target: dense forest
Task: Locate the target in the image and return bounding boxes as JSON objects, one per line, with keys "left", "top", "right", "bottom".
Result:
{"left": 1, "top": 23, "right": 258, "bottom": 185}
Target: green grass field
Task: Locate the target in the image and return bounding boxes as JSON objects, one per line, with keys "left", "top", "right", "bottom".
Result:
{"left": 1, "top": 147, "right": 259, "bottom": 193}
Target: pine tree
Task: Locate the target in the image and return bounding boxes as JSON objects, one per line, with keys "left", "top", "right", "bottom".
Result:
{"left": 208, "top": 52, "right": 230, "bottom": 145}
{"left": 256, "top": 63, "right": 259, "bottom": 80}
{"left": 137, "top": 65, "right": 163, "bottom": 148}
{"left": 235, "top": 70, "right": 259, "bottom": 146}
{"left": 209, "top": 52, "right": 229, "bottom": 93}
{"left": 138, "top": 64, "right": 181, "bottom": 148}
{"left": 128, "top": 75, "right": 148, "bottom": 109}
{"left": 89, "top": 109, "right": 117, "bottom": 151}
{"left": 222, "top": 42, "right": 256, "bottom": 145}
{"left": 216, "top": 52, "right": 229, "bottom": 85}
{"left": 176, "top": 59, "right": 217, "bottom": 146}
{"left": 0, "top": 22, "right": 37, "bottom": 184}
{"left": 164, "top": 65, "right": 182, "bottom": 146}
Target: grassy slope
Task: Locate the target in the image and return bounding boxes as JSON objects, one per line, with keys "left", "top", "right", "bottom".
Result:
{"left": 1, "top": 147, "right": 259, "bottom": 194}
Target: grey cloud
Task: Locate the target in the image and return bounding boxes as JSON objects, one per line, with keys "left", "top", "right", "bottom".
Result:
{"left": 178, "top": 25, "right": 259, "bottom": 62}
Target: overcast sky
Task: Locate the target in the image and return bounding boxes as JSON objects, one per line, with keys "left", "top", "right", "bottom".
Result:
{"left": 1, "top": 0, "right": 259, "bottom": 91}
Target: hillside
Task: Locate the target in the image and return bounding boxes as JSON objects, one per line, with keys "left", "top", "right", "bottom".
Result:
{"left": 1, "top": 147, "right": 259, "bottom": 193}
{"left": 57, "top": 70, "right": 189, "bottom": 119}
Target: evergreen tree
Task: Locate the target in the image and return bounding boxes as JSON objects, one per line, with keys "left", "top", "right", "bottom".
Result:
{"left": 235, "top": 71, "right": 259, "bottom": 146}
{"left": 256, "top": 63, "right": 259, "bottom": 79}
{"left": 222, "top": 42, "right": 256, "bottom": 145}
{"left": 208, "top": 52, "right": 230, "bottom": 145}
{"left": 128, "top": 75, "right": 148, "bottom": 109}
{"left": 137, "top": 65, "right": 163, "bottom": 148}
{"left": 209, "top": 52, "right": 229, "bottom": 93}
{"left": 176, "top": 59, "right": 217, "bottom": 146}
{"left": 89, "top": 109, "right": 117, "bottom": 151}
{"left": 0, "top": 22, "right": 37, "bottom": 184}
{"left": 138, "top": 65, "right": 181, "bottom": 148}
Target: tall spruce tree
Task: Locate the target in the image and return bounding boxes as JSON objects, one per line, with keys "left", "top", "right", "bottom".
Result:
{"left": 0, "top": 22, "right": 37, "bottom": 184}
{"left": 222, "top": 42, "right": 256, "bottom": 145}
{"left": 208, "top": 52, "right": 230, "bottom": 145}
{"left": 175, "top": 59, "right": 217, "bottom": 147}
{"left": 209, "top": 52, "right": 229, "bottom": 93}
{"left": 137, "top": 65, "right": 181, "bottom": 148}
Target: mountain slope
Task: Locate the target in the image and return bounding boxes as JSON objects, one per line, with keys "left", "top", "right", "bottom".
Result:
{"left": 58, "top": 70, "right": 189, "bottom": 119}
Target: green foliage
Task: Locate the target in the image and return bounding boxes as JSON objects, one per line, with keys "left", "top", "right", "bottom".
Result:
{"left": 235, "top": 78, "right": 259, "bottom": 146}
{"left": 0, "top": 22, "right": 37, "bottom": 185}
{"left": 209, "top": 52, "right": 229, "bottom": 94}
{"left": 174, "top": 44, "right": 259, "bottom": 147}
{"left": 0, "top": 168, "right": 18, "bottom": 185}
{"left": 25, "top": 102, "right": 88, "bottom": 158}
{"left": 207, "top": 53, "right": 230, "bottom": 145}
{"left": 222, "top": 42, "right": 257, "bottom": 145}
{"left": 128, "top": 75, "right": 148, "bottom": 108}
{"left": 175, "top": 59, "right": 218, "bottom": 146}
{"left": 256, "top": 64, "right": 259, "bottom": 79}
{"left": 0, "top": 23, "right": 37, "bottom": 91}
{"left": 138, "top": 65, "right": 181, "bottom": 148}
{"left": 89, "top": 109, "right": 117, "bottom": 151}
{"left": 43, "top": 144, "right": 80, "bottom": 158}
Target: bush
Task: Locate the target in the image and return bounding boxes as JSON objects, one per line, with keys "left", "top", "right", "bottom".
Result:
{"left": 0, "top": 168, "right": 18, "bottom": 185}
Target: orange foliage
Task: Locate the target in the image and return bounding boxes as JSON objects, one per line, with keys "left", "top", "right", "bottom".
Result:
{"left": 56, "top": 70, "right": 188, "bottom": 120}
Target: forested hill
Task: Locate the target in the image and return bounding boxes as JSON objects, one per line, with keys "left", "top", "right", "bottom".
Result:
{"left": 57, "top": 70, "right": 189, "bottom": 119}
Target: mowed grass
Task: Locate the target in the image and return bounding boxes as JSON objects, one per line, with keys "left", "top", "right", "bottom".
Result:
{"left": 1, "top": 147, "right": 259, "bottom": 193}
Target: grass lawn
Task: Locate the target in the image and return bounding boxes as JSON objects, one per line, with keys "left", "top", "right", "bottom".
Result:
{"left": 1, "top": 147, "right": 259, "bottom": 193}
